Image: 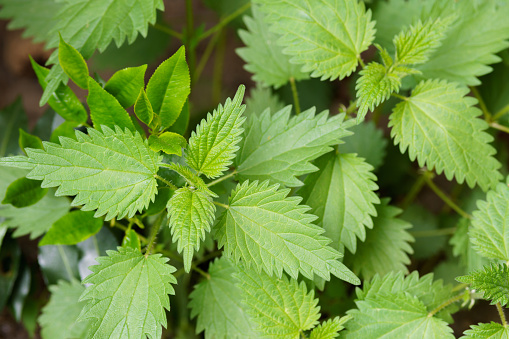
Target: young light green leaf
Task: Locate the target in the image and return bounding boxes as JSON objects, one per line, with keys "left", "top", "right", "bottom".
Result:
{"left": 134, "top": 89, "right": 154, "bottom": 126}
{"left": 186, "top": 86, "right": 246, "bottom": 178}
{"left": 462, "top": 322, "right": 509, "bottom": 339}
{"left": 39, "top": 210, "right": 103, "bottom": 246}
{"left": 39, "top": 280, "right": 89, "bottom": 339}
{"left": 0, "top": 99, "right": 27, "bottom": 157}
{"left": 344, "top": 199, "right": 414, "bottom": 281}
{"left": 457, "top": 263, "right": 509, "bottom": 307}
{"left": 167, "top": 99, "right": 190, "bottom": 136}
{"left": 253, "top": 0, "right": 376, "bottom": 81}
{"left": 104, "top": 65, "right": 147, "bottom": 108}
{"left": 122, "top": 229, "right": 141, "bottom": 252}
{"left": 236, "top": 5, "right": 308, "bottom": 88}
{"left": 389, "top": 79, "right": 501, "bottom": 192}
{"left": 299, "top": 152, "right": 379, "bottom": 253}
{"left": 236, "top": 106, "right": 354, "bottom": 187}
{"left": 235, "top": 264, "right": 321, "bottom": 338}
{"left": 309, "top": 316, "right": 351, "bottom": 339}
{"left": 87, "top": 78, "right": 136, "bottom": 132}
{"left": 18, "top": 129, "right": 43, "bottom": 153}
{"left": 163, "top": 163, "right": 217, "bottom": 197}
{"left": 2, "top": 177, "right": 47, "bottom": 208}
{"left": 356, "top": 62, "right": 401, "bottom": 123}
{"left": 148, "top": 132, "right": 187, "bottom": 156}
{"left": 0, "top": 126, "right": 161, "bottom": 220}
{"left": 214, "top": 180, "right": 360, "bottom": 284}
{"left": 78, "top": 247, "right": 176, "bottom": 339}
{"left": 167, "top": 187, "right": 215, "bottom": 272}
{"left": 470, "top": 181, "right": 509, "bottom": 261}
{"left": 146, "top": 46, "right": 190, "bottom": 130}
{"left": 394, "top": 17, "right": 452, "bottom": 66}
{"left": 189, "top": 258, "right": 257, "bottom": 339}
{"left": 59, "top": 36, "right": 89, "bottom": 89}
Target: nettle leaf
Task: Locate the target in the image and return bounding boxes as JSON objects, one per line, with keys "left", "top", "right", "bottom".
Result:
{"left": 39, "top": 280, "right": 89, "bottom": 339}
{"left": 2, "top": 177, "right": 47, "bottom": 208}
{"left": 167, "top": 187, "right": 215, "bottom": 272}
{"left": 164, "top": 163, "right": 217, "bottom": 197}
{"left": 186, "top": 86, "right": 246, "bottom": 178}
{"left": 214, "top": 180, "right": 360, "bottom": 284}
{"left": 148, "top": 132, "right": 187, "bottom": 156}
{"left": 450, "top": 218, "right": 492, "bottom": 273}
{"left": 78, "top": 247, "right": 176, "bottom": 339}
{"left": 236, "top": 106, "right": 353, "bottom": 187}
{"left": 104, "top": 65, "right": 147, "bottom": 108}
{"left": 309, "top": 316, "right": 350, "bottom": 339}
{"left": 244, "top": 85, "right": 285, "bottom": 118}
{"left": 253, "top": 0, "right": 375, "bottom": 81}
{"left": 59, "top": 36, "right": 89, "bottom": 90}
{"left": 146, "top": 46, "right": 190, "bottom": 130}
{"left": 355, "top": 62, "right": 401, "bottom": 123}
{"left": 457, "top": 264, "right": 509, "bottom": 307}
{"left": 0, "top": 126, "right": 161, "bottom": 220}
{"left": 462, "top": 322, "right": 509, "bottom": 339}
{"left": 470, "top": 181, "right": 509, "bottom": 260}
{"left": 418, "top": 0, "right": 509, "bottom": 86}
{"left": 39, "top": 210, "right": 103, "bottom": 246}
{"left": 389, "top": 79, "right": 501, "bottom": 192}
{"left": 235, "top": 264, "right": 320, "bottom": 338}
{"left": 189, "top": 258, "right": 257, "bottom": 339}
{"left": 345, "top": 199, "right": 413, "bottom": 281}
{"left": 237, "top": 5, "right": 308, "bottom": 88}
{"left": 134, "top": 89, "right": 154, "bottom": 126}
{"left": 299, "top": 152, "right": 379, "bottom": 253}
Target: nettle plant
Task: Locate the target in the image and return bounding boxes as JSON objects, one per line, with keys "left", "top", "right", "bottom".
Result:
{"left": 2, "top": 0, "right": 509, "bottom": 338}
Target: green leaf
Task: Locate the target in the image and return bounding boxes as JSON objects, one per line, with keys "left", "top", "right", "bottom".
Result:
{"left": 122, "top": 229, "right": 141, "bottom": 252}
{"left": 104, "top": 65, "right": 147, "bottom": 108}
{"left": 186, "top": 85, "right": 246, "bottom": 178}
{"left": 0, "top": 126, "right": 161, "bottom": 220}
{"left": 39, "top": 211, "right": 103, "bottom": 246}
{"left": 389, "top": 79, "right": 501, "bottom": 191}
{"left": 462, "top": 322, "right": 509, "bottom": 339}
{"left": 2, "top": 177, "right": 47, "bottom": 208}
{"left": 148, "top": 132, "right": 187, "bottom": 156}
{"left": 163, "top": 163, "right": 217, "bottom": 197}
{"left": 38, "top": 245, "right": 80, "bottom": 285}
{"left": 167, "top": 99, "right": 190, "bottom": 136}
{"left": 470, "top": 181, "right": 509, "bottom": 260}
{"left": 236, "top": 5, "right": 309, "bottom": 88}
{"left": 50, "top": 122, "right": 79, "bottom": 144}
{"left": 39, "top": 280, "right": 89, "bottom": 339}
{"left": 134, "top": 89, "right": 154, "bottom": 126}
{"left": 144, "top": 187, "right": 171, "bottom": 216}
{"left": 299, "top": 152, "right": 379, "bottom": 253}
{"left": 214, "top": 180, "right": 360, "bottom": 284}
{"left": 87, "top": 78, "right": 136, "bottom": 132}
{"left": 457, "top": 263, "right": 509, "bottom": 307}
{"left": 356, "top": 61, "right": 401, "bottom": 124}
{"left": 18, "top": 129, "right": 43, "bottom": 153}
{"left": 394, "top": 17, "right": 452, "bottom": 66}
{"left": 189, "top": 258, "right": 257, "bottom": 339}
{"left": 236, "top": 106, "right": 353, "bottom": 187}
{"left": 244, "top": 85, "right": 285, "bottom": 118}
{"left": 309, "top": 316, "right": 350, "bottom": 339}
{"left": 78, "top": 247, "right": 176, "bottom": 339}
{"left": 253, "top": 0, "right": 375, "bottom": 81}
{"left": 146, "top": 46, "right": 190, "bottom": 130}
{"left": 344, "top": 199, "right": 413, "bottom": 281}
{"left": 0, "top": 98, "right": 27, "bottom": 157}
{"left": 167, "top": 187, "right": 215, "bottom": 272}
{"left": 59, "top": 36, "right": 89, "bottom": 89}
{"left": 235, "top": 264, "right": 321, "bottom": 338}
{"left": 450, "top": 217, "right": 492, "bottom": 273}
{"left": 337, "top": 121, "right": 387, "bottom": 170}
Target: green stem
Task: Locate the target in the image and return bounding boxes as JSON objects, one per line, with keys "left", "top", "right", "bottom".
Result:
{"left": 422, "top": 173, "right": 472, "bottom": 220}
{"left": 154, "top": 174, "right": 178, "bottom": 190}
{"left": 198, "top": 2, "right": 252, "bottom": 41}
{"left": 357, "top": 56, "right": 366, "bottom": 69}
{"left": 490, "top": 122, "right": 509, "bottom": 135}
{"left": 493, "top": 103, "right": 509, "bottom": 121}
{"left": 452, "top": 283, "right": 469, "bottom": 293}
{"left": 470, "top": 86, "right": 491, "bottom": 121}
{"left": 193, "top": 266, "right": 211, "bottom": 280}
{"left": 144, "top": 212, "right": 166, "bottom": 257}
{"left": 207, "top": 170, "right": 237, "bottom": 187}
{"left": 391, "top": 93, "right": 408, "bottom": 101}
{"left": 400, "top": 174, "right": 427, "bottom": 209}
{"left": 497, "top": 302, "right": 508, "bottom": 327}
{"left": 213, "top": 201, "right": 229, "bottom": 209}
{"left": 193, "top": 29, "right": 222, "bottom": 83}
{"left": 185, "top": 0, "right": 196, "bottom": 81}
{"left": 428, "top": 292, "right": 466, "bottom": 317}
{"left": 289, "top": 77, "right": 301, "bottom": 115}
{"left": 151, "top": 23, "right": 183, "bottom": 40}
{"left": 410, "top": 227, "right": 456, "bottom": 238}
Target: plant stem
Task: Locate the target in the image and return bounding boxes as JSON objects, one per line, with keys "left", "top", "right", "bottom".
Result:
{"left": 400, "top": 173, "right": 427, "bottom": 209}
{"left": 198, "top": 2, "right": 252, "bottom": 41}
{"left": 154, "top": 174, "right": 178, "bottom": 190}
{"left": 185, "top": 0, "right": 196, "bottom": 81}
{"left": 391, "top": 93, "right": 408, "bottom": 101}
{"left": 144, "top": 212, "right": 166, "bottom": 257}
{"left": 151, "top": 23, "right": 183, "bottom": 40}
{"left": 452, "top": 283, "right": 469, "bottom": 293}
{"left": 410, "top": 227, "right": 456, "bottom": 238}
{"left": 497, "top": 302, "right": 508, "bottom": 327}
{"left": 490, "top": 122, "right": 509, "bottom": 135}
{"left": 289, "top": 77, "right": 301, "bottom": 115}
{"left": 428, "top": 292, "right": 466, "bottom": 317}
{"left": 207, "top": 170, "right": 237, "bottom": 187}
{"left": 422, "top": 173, "right": 472, "bottom": 220}
{"left": 213, "top": 201, "right": 229, "bottom": 209}
{"left": 193, "top": 29, "right": 222, "bottom": 83}
{"left": 193, "top": 266, "right": 211, "bottom": 279}
{"left": 357, "top": 56, "right": 366, "bottom": 69}
{"left": 493, "top": 103, "right": 509, "bottom": 121}
{"left": 470, "top": 86, "right": 491, "bottom": 121}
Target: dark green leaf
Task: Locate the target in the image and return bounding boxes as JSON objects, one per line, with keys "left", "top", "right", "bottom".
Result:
{"left": 39, "top": 210, "right": 103, "bottom": 246}
{"left": 50, "top": 122, "right": 79, "bottom": 144}
{"left": 38, "top": 245, "right": 80, "bottom": 285}
{"left": 104, "top": 65, "right": 147, "bottom": 108}
{"left": 58, "top": 36, "right": 89, "bottom": 89}
{"left": 2, "top": 177, "right": 47, "bottom": 208}
{"left": 145, "top": 187, "right": 171, "bottom": 216}
{"left": 18, "top": 129, "right": 43, "bottom": 153}
{"left": 0, "top": 98, "right": 27, "bottom": 157}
